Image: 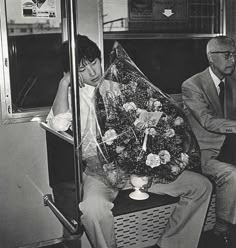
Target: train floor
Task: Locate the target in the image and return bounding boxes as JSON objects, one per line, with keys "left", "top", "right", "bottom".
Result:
{"left": 44, "top": 232, "right": 223, "bottom": 248}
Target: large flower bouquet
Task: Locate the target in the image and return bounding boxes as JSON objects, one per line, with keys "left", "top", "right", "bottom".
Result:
{"left": 93, "top": 43, "right": 201, "bottom": 186}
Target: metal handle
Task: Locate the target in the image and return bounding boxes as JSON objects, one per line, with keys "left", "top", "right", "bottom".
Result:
{"left": 44, "top": 194, "right": 78, "bottom": 234}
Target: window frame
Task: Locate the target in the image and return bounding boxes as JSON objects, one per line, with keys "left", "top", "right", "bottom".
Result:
{"left": 0, "top": 0, "right": 62, "bottom": 124}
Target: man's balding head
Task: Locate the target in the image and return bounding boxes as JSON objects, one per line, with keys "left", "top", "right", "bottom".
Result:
{"left": 207, "top": 36, "right": 235, "bottom": 57}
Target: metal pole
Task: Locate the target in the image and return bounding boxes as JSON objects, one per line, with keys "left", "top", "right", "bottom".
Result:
{"left": 66, "top": 0, "right": 83, "bottom": 233}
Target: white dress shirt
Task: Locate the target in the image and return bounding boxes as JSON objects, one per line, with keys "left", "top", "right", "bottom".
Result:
{"left": 46, "top": 84, "right": 97, "bottom": 159}
{"left": 209, "top": 67, "right": 225, "bottom": 95}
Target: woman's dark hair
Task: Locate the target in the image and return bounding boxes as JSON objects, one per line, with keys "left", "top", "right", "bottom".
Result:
{"left": 62, "top": 34, "right": 101, "bottom": 72}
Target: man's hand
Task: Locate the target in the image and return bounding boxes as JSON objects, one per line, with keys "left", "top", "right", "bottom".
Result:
{"left": 60, "top": 72, "right": 71, "bottom": 88}
{"left": 60, "top": 72, "right": 85, "bottom": 88}
{"left": 78, "top": 73, "right": 85, "bottom": 88}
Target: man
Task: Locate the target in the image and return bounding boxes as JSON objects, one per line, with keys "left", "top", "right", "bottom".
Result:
{"left": 182, "top": 35, "right": 236, "bottom": 248}
{"left": 47, "top": 34, "right": 212, "bottom": 248}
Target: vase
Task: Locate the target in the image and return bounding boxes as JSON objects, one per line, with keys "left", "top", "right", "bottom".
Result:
{"left": 129, "top": 174, "right": 149, "bottom": 200}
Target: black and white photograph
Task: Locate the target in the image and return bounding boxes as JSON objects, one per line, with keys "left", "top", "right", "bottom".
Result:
{"left": 1, "top": 1, "right": 236, "bottom": 248}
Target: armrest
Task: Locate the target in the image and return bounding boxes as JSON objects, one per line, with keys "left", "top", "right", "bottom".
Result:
{"left": 40, "top": 122, "right": 74, "bottom": 144}
{"left": 40, "top": 122, "right": 75, "bottom": 187}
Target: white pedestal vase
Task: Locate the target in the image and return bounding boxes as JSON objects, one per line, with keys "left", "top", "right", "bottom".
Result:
{"left": 129, "top": 174, "right": 149, "bottom": 200}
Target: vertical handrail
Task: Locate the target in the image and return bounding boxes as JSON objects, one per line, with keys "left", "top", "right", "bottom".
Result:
{"left": 66, "top": 0, "right": 83, "bottom": 233}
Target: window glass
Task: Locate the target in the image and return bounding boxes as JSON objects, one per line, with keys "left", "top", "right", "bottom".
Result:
{"left": 103, "top": 0, "right": 222, "bottom": 34}
{"left": 9, "top": 33, "right": 63, "bottom": 110}
{"left": 102, "top": 0, "right": 225, "bottom": 95}
{"left": 104, "top": 38, "right": 209, "bottom": 94}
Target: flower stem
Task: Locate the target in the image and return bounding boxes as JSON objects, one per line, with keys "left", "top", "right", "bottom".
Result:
{"left": 137, "top": 129, "right": 149, "bottom": 160}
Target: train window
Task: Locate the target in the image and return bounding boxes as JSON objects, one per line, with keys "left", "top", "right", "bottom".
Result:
{"left": 103, "top": 0, "right": 225, "bottom": 35}
{"left": 103, "top": 38, "right": 209, "bottom": 94}
{"left": 0, "top": 0, "right": 63, "bottom": 124}
{"left": 102, "top": 0, "right": 225, "bottom": 95}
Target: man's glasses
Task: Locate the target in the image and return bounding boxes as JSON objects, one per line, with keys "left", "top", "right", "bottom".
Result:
{"left": 210, "top": 51, "right": 236, "bottom": 60}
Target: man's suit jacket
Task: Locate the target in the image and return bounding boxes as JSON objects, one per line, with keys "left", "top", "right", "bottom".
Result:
{"left": 182, "top": 68, "right": 236, "bottom": 155}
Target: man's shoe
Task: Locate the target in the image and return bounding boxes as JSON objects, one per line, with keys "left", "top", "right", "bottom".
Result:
{"left": 203, "top": 230, "right": 231, "bottom": 248}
